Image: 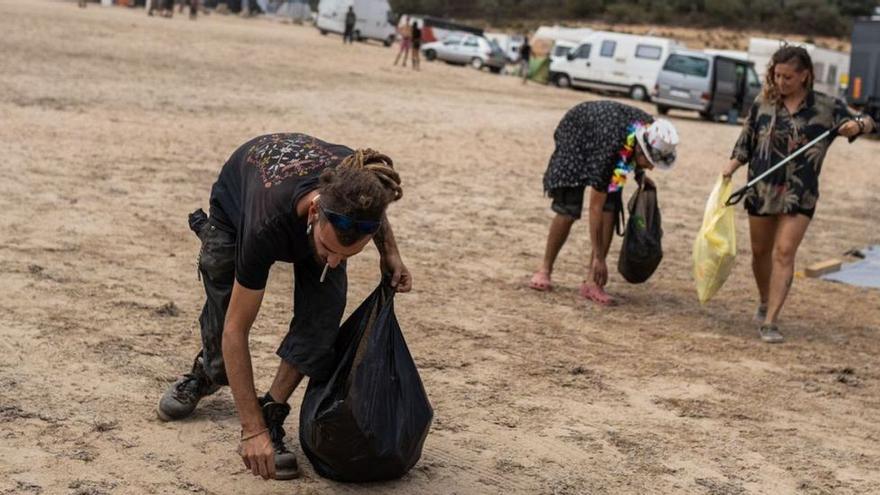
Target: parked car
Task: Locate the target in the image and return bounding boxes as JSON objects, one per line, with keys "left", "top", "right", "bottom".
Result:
{"left": 549, "top": 31, "right": 684, "bottom": 101}
{"left": 316, "top": 0, "right": 396, "bottom": 47}
{"left": 652, "top": 50, "right": 761, "bottom": 121}
{"left": 421, "top": 34, "right": 506, "bottom": 73}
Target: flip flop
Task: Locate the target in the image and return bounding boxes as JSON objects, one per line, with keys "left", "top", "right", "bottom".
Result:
{"left": 579, "top": 283, "right": 616, "bottom": 306}
{"left": 528, "top": 271, "right": 553, "bottom": 292}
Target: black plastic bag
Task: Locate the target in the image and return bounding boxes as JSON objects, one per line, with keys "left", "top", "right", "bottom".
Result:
{"left": 618, "top": 180, "right": 663, "bottom": 283}
{"left": 299, "top": 281, "right": 433, "bottom": 482}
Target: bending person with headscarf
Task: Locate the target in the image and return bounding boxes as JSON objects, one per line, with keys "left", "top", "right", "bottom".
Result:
{"left": 529, "top": 100, "right": 679, "bottom": 306}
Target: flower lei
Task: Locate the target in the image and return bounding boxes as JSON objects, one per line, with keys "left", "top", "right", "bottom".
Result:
{"left": 608, "top": 121, "right": 645, "bottom": 193}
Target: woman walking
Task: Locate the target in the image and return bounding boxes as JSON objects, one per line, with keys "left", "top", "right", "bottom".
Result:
{"left": 393, "top": 21, "right": 412, "bottom": 67}
{"left": 722, "top": 45, "right": 876, "bottom": 343}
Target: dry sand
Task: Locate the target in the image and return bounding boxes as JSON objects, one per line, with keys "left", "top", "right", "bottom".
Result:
{"left": 1, "top": 2, "right": 879, "bottom": 494}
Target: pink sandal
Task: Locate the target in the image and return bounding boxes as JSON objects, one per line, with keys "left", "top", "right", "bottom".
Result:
{"left": 580, "top": 283, "right": 616, "bottom": 306}
{"left": 528, "top": 271, "right": 553, "bottom": 292}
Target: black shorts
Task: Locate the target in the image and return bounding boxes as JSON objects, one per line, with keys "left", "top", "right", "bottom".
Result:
{"left": 194, "top": 210, "right": 347, "bottom": 384}
{"left": 549, "top": 186, "right": 622, "bottom": 220}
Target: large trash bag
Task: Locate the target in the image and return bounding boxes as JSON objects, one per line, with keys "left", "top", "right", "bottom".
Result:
{"left": 618, "top": 179, "right": 663, "bottom": 283}
{"left": 693, "top": 176, "right": 737, "bottom": 304}
{"left": 299, "top": 281, "right": 433, "bottom": 482}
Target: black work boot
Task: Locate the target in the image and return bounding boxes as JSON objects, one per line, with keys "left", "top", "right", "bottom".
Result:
{"left": 259, "top": 393, "right": 300, "bottom": 480}
{"left": 157, "top": 355, "right": 220, "bottom": 421}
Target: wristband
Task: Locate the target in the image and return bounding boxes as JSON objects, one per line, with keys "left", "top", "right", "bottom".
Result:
{"left": 240, "top": 428, "right": 268, "bottom": 442}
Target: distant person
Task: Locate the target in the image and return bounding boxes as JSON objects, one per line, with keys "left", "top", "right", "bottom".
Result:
{"left": 410, "top": 21, "right": 421, "bottom": 71}
{"left": 529, "top": 101, "right": 679, "bottom": 306}
{"left": 343, "top": 6, "right": 356, "bottom": 44}
{"left": 519, "top": 36, "right": 531, "bottom": 84}
{"left": 721, "top": 45, "right": 876, "bottom": 343}
{"left": 156, "top": 134, "right": 412, "bottom": 480}
{"left": 393, "top": 20, "right": 412, "bottom": 67}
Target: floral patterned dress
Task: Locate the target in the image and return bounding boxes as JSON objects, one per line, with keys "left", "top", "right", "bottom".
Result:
{"left": 730, "top": 91, "right": 856, "bottom": 218}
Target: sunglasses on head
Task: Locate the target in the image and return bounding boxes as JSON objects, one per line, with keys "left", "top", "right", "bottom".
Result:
{"left": 318, "top": 205, "right": 382, "bottom": 235}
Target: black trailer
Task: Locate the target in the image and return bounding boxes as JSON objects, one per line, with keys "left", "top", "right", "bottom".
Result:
{"left": 847, "top": 19, "right": 880, "bottom": 120}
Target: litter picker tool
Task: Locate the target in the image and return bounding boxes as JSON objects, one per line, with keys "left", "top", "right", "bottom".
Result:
{"left": 725, "top": 121, "right": 850, "bottom": 207}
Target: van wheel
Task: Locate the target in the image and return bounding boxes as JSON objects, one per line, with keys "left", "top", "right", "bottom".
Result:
{"left": 424, "top": 49, "right": 436, "bottom": 61}
{"left": 555, "top": 73, "right": 571, "bottom": 88}
{"left": 354, "top": 30, "right": 362, "bottom": 42}
{"left": 657, "top": 105, "right": 670, "bottom": 115}
{"left": 319, "top": 29, "right": 327, "bottom": 35}
{"left": 700, "top": 111, "right": 715, "bottom": 121}
{"left": 470, "top": 57, "right": 484, "bottom": 70}
{"left": 383, "top": 35, "right": 393, "bottom": 47}
{"left": 629, "top": 85, "right": 648, "bottom": 101}
{"left": 489, "top": 66, "right": 501, "bottom": 74}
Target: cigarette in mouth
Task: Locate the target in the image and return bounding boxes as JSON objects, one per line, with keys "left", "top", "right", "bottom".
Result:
{"left": 320, "top": 263, "right": 329, "bottom": 283}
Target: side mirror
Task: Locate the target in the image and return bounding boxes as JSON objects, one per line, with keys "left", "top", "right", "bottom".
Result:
{"left": 566, "top": 52, "right": 576, "bottom": 61}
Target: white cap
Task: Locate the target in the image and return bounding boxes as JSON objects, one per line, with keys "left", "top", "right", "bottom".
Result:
{"left": 635, "top": 119, "right": 679, "bottom": 170}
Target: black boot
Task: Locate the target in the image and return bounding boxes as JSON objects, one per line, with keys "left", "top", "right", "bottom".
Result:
{"left": 157, "top": 355, "right": 220, "bottom": 421}
{"left": 259, "top": 393, "right": 300, "bottom": 480}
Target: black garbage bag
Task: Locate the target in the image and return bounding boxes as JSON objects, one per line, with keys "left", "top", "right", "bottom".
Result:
{"left": 618, "top": 179, "right": 663, "bottom": 283}
{"left": 299, "top": 281, "right": 433, "bottom": 482}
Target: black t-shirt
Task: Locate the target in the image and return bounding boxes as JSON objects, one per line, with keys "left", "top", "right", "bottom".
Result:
{"left": 411, "top": 25, "right": 421, "bottom": 42}
{"left": 209, "top": 133, "right": 353, "bottom": 290}
{"left": 520, "top": 42, "right": 531, "bottom": 60}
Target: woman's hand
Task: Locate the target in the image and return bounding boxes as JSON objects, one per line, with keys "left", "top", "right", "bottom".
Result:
{"left": 721, "top": 159, "right": 742, "bottom": 179}
{"left": 838, "top": 119, "right": 862, "bottom": 138}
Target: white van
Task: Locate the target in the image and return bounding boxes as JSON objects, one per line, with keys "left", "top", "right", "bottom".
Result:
{"left": 549, "top": 31, "right": 684, "bottom": 100}
{"left": 316, "top": 0, "right": 396, "bottom": 47}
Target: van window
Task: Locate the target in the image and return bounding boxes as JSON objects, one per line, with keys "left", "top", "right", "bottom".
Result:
{"left": 600, "top": 40, "right": 617, "bottom": 58}
{"left": 573, "top": 44, "right": 591, "bottom": 59}
{"left": 663, "top": 54, "right": 709, "bottom": 77}
{"left": 813, "top": 62, "right": 826, "bottom": 83}
{"left": 635, "top": 44, "right": 662, "bottom": 60}
{"left": 553, "top": 44, "right": 572, "bottom": 58}
{"left": 444, "top": 35, "right": 462, "bottom": 45}
{"left": 747, "top": 67, "right": 761, "bottom": 87}
{"left": 826, "top": 64, "right": 838, "bottom": 85}
{"left": 463, "top": 37, "right": 479, "bottom": 47}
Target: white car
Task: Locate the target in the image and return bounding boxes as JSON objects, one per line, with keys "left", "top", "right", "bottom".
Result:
{"left": 421, "top": 34, "right": 506, "bottom": 73}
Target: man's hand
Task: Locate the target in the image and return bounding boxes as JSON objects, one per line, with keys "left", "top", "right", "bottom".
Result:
{"left": 591, "top": 258, "right": 608, "bottom": 288}
{"left": 381, "top": 253, "right": 413, "bottom": 292}
{"left": 239, "top": 430, "right": 275, "bottom": 480}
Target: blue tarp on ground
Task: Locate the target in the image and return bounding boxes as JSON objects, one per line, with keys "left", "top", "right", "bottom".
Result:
{"left": 822, "top": 245, "right": 880, "bottom": 289}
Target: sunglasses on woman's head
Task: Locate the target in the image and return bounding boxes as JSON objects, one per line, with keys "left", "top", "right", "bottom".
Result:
{"left": 318, "top": 205, "right": 382, "bottom": 235}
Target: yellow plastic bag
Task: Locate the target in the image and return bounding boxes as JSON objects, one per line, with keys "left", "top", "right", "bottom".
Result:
{"left": 693, "top": 176, "right": 737, "bottom": 304}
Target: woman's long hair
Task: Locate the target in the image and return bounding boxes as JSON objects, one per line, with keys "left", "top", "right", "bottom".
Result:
{"left": 762, "top": 44, "right": 815, "bottom": 104}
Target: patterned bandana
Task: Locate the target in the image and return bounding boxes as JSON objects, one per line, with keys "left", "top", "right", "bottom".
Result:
{"left": 608, "top": 121, "right": 645, "bottom": 193}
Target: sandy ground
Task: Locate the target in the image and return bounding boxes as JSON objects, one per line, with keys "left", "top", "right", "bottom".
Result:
{"left": 2, "top": 2, "right": 880, "bottom": 494}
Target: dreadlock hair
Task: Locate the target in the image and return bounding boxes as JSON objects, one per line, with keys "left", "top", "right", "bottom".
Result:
{"left": 318, "top": 148, "right": 403, "bottom": 246}
{"left": 763, "top": 44, "right": 814, "bottom": 104}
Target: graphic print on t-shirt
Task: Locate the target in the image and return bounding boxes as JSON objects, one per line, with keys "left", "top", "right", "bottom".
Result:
{"left": 247, "top": 134, "right": 349, "bottom": 189}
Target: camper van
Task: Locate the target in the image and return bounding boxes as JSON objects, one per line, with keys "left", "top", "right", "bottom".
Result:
{"left": 653, "top": 50, "right": 761, "bottom": 121}
{"left": 549, "top": 31, "right": 684, "bottom": 100}
{"left": 316, "top": 0, "right": 396, "bottom": 46}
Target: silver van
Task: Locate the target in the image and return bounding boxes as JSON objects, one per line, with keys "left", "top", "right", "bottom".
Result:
{"left": 652, "top": 50, "right": 762, "bottom": 121}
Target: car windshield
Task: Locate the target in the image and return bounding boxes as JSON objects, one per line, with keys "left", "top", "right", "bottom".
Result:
{"left": 663, "top": 54, "right": 710, "bottom": 77}
{"left": 489, "top": 39, "right": 503, "bottom": 53}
